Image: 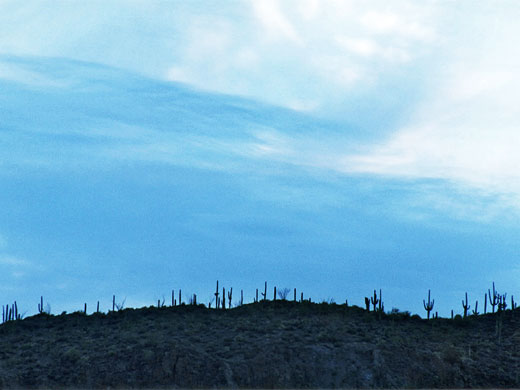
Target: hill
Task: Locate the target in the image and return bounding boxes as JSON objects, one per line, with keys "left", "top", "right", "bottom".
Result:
{"left": 0, "top": 300, "right": 519, "bottom": 388}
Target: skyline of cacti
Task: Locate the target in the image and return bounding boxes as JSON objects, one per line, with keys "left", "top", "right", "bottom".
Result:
{"left": 2, "top": 281, "right": 518, "bottom": 324}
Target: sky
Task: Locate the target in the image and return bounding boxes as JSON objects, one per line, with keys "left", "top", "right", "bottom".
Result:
{"left": 1, "top": 1, "right": 520, "bottom": 317}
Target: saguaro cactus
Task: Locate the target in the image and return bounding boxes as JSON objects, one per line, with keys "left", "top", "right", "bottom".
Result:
{"left": 38, "top": 296, "right": 44, "bottom": 314}
{"left": 3, "top": 302, "right": 20, "bottom": 322}
{"left": 371, "top": 290, "right": 379, "bottom": 312}
{"left": 228, "top": 288, "right": 233, "bottom": 308}
{"left": 261, "top": 282, "right": 267, "bottom": 301}
{"left": 215, "top": 281, "right": 219, "bottom": 309}
{"left": 364, "top": 297, "right": 370, "bottom": 312}
{"left": 462, "top": 292, "right": 470, "bottom": 318}
{"left": 488, "top": 282, "right": 498, "bottom": 313}
{"left": 498, "top": 293, "right": 507, "bottom": 312}
{"left": 472, "top": 300, "right": 479, "bottom": 316}
{"left": 423, "top": 289, "right": 434, "bottom": 320}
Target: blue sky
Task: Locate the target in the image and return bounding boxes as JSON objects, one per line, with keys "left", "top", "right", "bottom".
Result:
{"left": 1, "top": 1, "right": 520, "bottom": 317}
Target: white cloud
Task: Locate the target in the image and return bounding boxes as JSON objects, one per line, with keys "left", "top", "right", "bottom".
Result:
{"left": 0, "top": 1, "right": 440, "bottom": 117}
{"left": 184, "top": 21, "right": 233, "bottom": 60}
{"left": 234, "top": 48, "right": 259, "bottom": 69}
{"left": 361, "top": 11, "right": 400, "bottom": 33}
{"left": 308, "top": 54, "right": 364, "bottom": 87}
{"left": 335, "top": 36, "right": 410, "bottom": 62}
{"left": 336, "top": 36, "right": 378, "bottom": 57}
{"left": 339, "top": 9, "right": 520, "bottom": 206}
{"left": 285, "top": 99, "right": 319, "bottom": 112}
{"left": 344, "top": 124, "right": 520, "bottom": 191}
{"left": 247, "top": 128, "right": 294, "bottom": 158}
{"left": 442, "top": 68, "right": 513, "bottom": 102}
{"left": 0, "top": 255, "right": 30, "bottom": 266}
{"left": 0, "top": 60, "right": 67, "bottom": 87}
{"left": 166, "top": 66, "right": 191, "bottom": 83}
{"left": 162, "top": 0, "right": 440, "bottom": 113}
{"left": 5, "top": 1, "right": 520, "bottom": 216}
{"left": 252, "top": 0, "right": 303, "bottom": 45}
{"left": 361, "top": 10, "right": 435, "bottom": 41}
{"left": 297, "top": 0, "right": 320, "bottom": 21}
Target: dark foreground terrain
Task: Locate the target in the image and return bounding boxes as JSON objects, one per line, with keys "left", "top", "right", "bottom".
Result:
{"left": 0, "top": 301, "right": 519, "bottom": 389}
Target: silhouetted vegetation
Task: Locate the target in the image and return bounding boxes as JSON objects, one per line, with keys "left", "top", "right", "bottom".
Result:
{"left": 1, "top": 280, "right": 519, "bottom": 388}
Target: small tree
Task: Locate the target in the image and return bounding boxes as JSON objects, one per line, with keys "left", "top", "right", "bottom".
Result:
{"left": 277, "top": 288, "right": 290, "bottom": 300}
{"left": 114, "top": 298, "right": 126, "bottom": 311}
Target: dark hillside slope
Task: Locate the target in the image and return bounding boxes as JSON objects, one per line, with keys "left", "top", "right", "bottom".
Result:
{"left": 0, "top": 301, "right": 519, "bottom": 388}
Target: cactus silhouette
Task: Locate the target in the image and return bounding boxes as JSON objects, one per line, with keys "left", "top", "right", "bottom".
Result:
{"left": 423, "top": 290, "right": 434, "bottom": 320}
{"left": 214, "top": 281, "right": 219, "bottom": 309}
{"left": 472, "top": 300, "right": 479, "bottom": 316}
{"left": 371, "top": 290, "right": 379, "bottom": 312}
{"left": 488, "top": 282, "right": 498, "bottom": 313}
{"left": 227, "top": 288, "right": 233, "bottom": 308}
{"left": 462, "top": 292, "right": 470, "bottom": 318}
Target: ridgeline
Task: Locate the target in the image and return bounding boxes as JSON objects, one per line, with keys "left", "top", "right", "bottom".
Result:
{"left": 0, "top": 300, "right": 519, "bottom": 388}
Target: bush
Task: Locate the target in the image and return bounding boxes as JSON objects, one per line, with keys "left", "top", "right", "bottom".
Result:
{"left": 277, "top": 288, "right": 290, "bottom": 300}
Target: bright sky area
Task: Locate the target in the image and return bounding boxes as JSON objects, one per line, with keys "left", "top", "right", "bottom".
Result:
{"left": 1, "top": 1, "right": 519, "bottom": 317}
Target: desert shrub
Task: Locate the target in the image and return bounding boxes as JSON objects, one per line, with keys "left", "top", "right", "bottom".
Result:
{"left": 277, "top": 288, "right": 290, "bottom": 300}
{"left": 453, "top": 314, "right": 470, "bottom": 328}
{"left": 441, "top": 344, "right": 461, "bottom": 365}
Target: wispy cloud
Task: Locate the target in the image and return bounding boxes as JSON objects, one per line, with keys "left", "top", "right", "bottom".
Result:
{"left": 0, "top": 1, "right": 442, "bottom": 130}
{"left": 3, "top": 53, "right": 519, "bottom": 222}
{"left": 2, "top": 3, "right": 520, "bottom": 219}
{"left": 360, "top": 10, "right": 435, "bottom": 41}
{"left": 0, "top": 256, "right": 28, "bottom": 266}
{"left": 0, "top": 255, "right": 32, "bottom": 279}
{"left": 251, "top": 0, "right": 303, "bottom": 45}
{"left": 160, "top": 1, "right": 440, "bottom": 117}
{"left": 339, "top": 7, "right": 520, "bottom": 207}
{"left": 0, "top": 61, "right": 67, "bottom": 87}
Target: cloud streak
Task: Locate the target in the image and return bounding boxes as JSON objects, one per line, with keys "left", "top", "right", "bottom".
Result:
{"left": 2, "top": 3, "right": 520, "bottom": 218}
{"left": 3, "top": 52, "right": 520, "bottom": 222}
{"left": 339, "top": 6, "right": 520, "bottom": 208}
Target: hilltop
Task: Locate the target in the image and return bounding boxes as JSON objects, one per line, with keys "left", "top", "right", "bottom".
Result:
{"left": 0, "top": 300, "right": 519, "bottom": 389}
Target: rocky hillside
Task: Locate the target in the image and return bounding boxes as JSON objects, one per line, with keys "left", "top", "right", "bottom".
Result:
{"left": 0, "top": 301, "right": 519, "bottom": 388}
